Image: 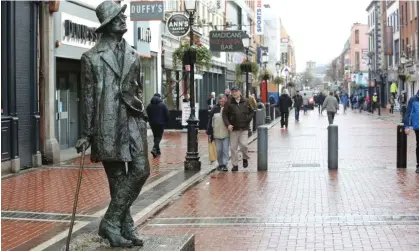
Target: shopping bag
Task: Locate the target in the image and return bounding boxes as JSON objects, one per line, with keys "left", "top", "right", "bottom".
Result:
{"left": 208, "top": 140, "right": 217, "bottom": 163}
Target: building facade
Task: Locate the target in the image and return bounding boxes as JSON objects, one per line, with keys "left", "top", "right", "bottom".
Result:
{"left": 399, "top": 0, "right": 419, "bottom": 100}
{"left": 1, "top": 1, "right": 42, "bottom": 173}
{"left": 386, "top": 0, "right": 401, "bottom": 86}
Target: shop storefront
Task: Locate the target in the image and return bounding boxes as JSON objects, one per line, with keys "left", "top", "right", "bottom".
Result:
{"left": 53, "top": 1, "right": 99, "bottom": 150}
{"left": 161, "top": 31, "right": 184, "bottom": 129}
{"left": 134, "top": 21, "right": 158, "bottom": 106}
{"left": 1, "top": 1, "right": 41, "bottom": 173}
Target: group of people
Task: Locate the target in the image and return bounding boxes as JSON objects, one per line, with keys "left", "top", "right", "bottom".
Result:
{"left": 206, "top": 86, "right": 254, "bottom": 172}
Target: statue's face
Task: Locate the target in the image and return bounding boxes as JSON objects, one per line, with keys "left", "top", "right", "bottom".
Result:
{"left": 107, "top": 12, "right": 127, "bottom": 35}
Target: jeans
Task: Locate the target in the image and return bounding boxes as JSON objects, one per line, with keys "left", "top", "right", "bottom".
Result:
{"left": 303, "top": 105, "right": 308, "bottom": 113}
{"left": 215, "top": 138, "right": 229, "bottom": 167}
{"left": 295, "top": 108, "right": 300, "bottom": 121}
{"left": 318, "top": 104, "right": 322, "bottom": 113}
{"left": 150, "top": 124, "right": 164, "bottom": 152}
{"left": 327, "top": 111, "right": 335, "bottom": 125}
{"left": 281, "top": 112, "right": 289, "bottom": 128}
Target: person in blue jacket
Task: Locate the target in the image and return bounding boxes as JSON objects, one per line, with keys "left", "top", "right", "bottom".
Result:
{"left": 404, "top": 90, "right": 419, "bottom": 173}
{"left": 341, "top": 92, "right": 349, "bottom": 113}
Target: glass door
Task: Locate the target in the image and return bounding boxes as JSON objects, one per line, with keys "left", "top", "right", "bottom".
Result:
{"left": 57, "top": 76, "right": 69, "bottom": 150}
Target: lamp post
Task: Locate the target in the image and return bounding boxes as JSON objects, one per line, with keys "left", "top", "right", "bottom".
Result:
{"left": 262, "top": 51, "right": 271, "bottom": 123}
{"left": 184, "top": 0, "right": 200, "bottom": 171}
{"left": 400, "top": 54, "right": 407, "bottom": 122}
{"left": 241, "top": 33, "right": 253, "bottom": 137}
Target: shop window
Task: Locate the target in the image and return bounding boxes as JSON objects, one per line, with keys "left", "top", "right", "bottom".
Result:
{"left": 140, "top": 57, "right": 155, "bottom": 106}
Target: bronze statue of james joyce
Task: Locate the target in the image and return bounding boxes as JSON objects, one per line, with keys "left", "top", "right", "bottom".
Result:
{"left": 75, "top": 1, "right": 150, "bottom": 248}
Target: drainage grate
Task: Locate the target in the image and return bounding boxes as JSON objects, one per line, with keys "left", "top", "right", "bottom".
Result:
{"left": 291, "top": 163, "right": 320, "bottom": 167}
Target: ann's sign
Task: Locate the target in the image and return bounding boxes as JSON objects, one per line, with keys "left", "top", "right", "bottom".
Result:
{"left": 61, "top": 13, "right": 100, "bottom": 49}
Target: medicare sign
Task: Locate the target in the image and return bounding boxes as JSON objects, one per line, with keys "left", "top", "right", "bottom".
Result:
{"left": 255, "top": 0, "right": 263, "bottom": 35}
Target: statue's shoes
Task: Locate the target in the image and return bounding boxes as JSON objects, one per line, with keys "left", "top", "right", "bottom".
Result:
{"left": 121, "top": 229, "right": 144, "bottom": 246}
{"left": 98, "top": 227, "right": 133, "bottom": 248}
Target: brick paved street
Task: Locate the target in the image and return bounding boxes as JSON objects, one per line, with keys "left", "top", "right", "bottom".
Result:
{"left": 140, "top": 108, "right": 419, "bottom": 251}
{"left": 1, "top": 131, "right": 211, "bottom": 251}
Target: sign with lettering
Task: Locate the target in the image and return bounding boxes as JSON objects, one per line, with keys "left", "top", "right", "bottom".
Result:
{"left": 166, "top": 13, "right": 190, "bottom": 37}
{"left": 255, "top": 0, "right": 263, "bottom": 35}
{"left": 209, "top": 31, "right": 245, "bottom": 52}
{"left": 130, "top": 1, "right": 164, "bottom": 21}
{"left": 135, "top": 21, "right": 151, "bottom": 57}
{"left": 61, "top": 13, "right": 100, "bottom": 49}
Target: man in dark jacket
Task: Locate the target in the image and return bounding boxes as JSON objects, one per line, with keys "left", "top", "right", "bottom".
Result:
{"left": 292, "top": 90, "right": 303, "bottom": 121}
{"left": 317, "top": 92, "right": 325, "bottom": 114}
{"left": 146, "top": 93, "right": 170, "bottom": 157}
{"left": 279, "top": 89, "right": 293, "bottom": 128}
{"left": 222, "top": 86, "right": 254, "bottom": 172}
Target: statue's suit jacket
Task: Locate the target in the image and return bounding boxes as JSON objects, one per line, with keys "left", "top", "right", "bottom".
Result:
{"left": 81, "top": 38, "right": 147, "bottom": 163}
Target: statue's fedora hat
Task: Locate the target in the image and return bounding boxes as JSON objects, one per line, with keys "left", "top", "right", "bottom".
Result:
{"left": 95, "top": 1, "right": 127, "bottom": 33}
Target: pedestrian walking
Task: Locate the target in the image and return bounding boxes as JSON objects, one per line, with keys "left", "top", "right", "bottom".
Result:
{"left": 222, "top": 86, "right": 254, "bottom": 172}
{"left": 390, "top": 82, "right": 398, "bottom": 99}
{"left": 341, "top": 92, "right": 349, "bottom": 113}
{"left": 207, "top": 94, "right": 229, "bottom": 172}
{"left": 388, "top": 95, "right": 395, "bottom": 114}
{"left": 278, "top": 89, "right": 293, "bottom": 129}
{"left": 399, "top": 90, "right": 408, "bottom": 121}
{"left": 403, "top": 90, "right": 419, "bottom": 173}
{"left": 322, "top": 91, "right": 339, "bottom": 125}
{"left": 302, "top": 93, "right": 309, "bottom": 114}
{"left": 146, "top": 93, "right": 170, "bottom": 158}
{"left": 207, "top": 92, "right": 216, "bottom": 110}
{"left": 292, "top": 90, "right": 303, "bottom": 121}
{"left": 317, "top": 92, "right": 325, "bottom": 114}
{"left": 372, "top": 93, "right": 378, "bottom": 113}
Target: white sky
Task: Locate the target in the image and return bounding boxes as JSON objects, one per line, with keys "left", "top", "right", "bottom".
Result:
{"left": 265, "top": 0, "right": 370, "bottom": 72}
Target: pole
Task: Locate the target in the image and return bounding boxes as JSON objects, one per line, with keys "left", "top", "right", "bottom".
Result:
{"left": 245, "top": 48, "right": 252, "bottom": 137}
{"left": 328, "top": 125, "right": 338, "bottom": 169}
{"left": 184, "top": 12, "right": 201, "bottom": 171}
{"left": 257, "top": 125, "right": 268, "bottom": 171}
{"left": 396, "top": 124, "right": 407, "bottom": 168}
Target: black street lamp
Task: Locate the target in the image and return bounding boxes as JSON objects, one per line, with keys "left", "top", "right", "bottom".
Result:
{"left": 184, "top": 0, "right": 200, "bottom": 171}
{"left": 241, "top": 33, "right": 253, "bottom": 137}
{"left": 262, "top": 52, "right": 271, "bottom": 123}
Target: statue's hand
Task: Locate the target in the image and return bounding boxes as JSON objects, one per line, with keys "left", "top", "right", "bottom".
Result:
{"left": 75, "top": 137, "right": 91, "bottom": 153}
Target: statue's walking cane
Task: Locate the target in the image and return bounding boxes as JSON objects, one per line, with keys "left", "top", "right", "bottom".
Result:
{"left": 65, "top": 146, "right": 86, "bottom": 251}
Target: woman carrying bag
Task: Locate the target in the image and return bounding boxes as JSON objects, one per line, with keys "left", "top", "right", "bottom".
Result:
{"left": 206, "top": 94, "right": 230, "bottom": 171}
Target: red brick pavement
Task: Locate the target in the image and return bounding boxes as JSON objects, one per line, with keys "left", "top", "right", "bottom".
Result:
{"left": 1, "top": 220, "right": 68, "bottom": 251}
{"left": 140, "top": 109, "right": 419, "bottom": 250}
{"left": 1, "top": 131, "right": 210, "bottom": 251}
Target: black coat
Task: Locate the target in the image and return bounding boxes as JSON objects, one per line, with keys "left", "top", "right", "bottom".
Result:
{"left": 278, "top": 94, "right": 293, "bottom": 113}
{"left": 222, "top": 97, "right": 254, "bottom": 130}
{"left": 146, "top": 96, "right": 170, "bottom": 126}
{"left": 292, "top": 94, "right": 303, "bottom": 109}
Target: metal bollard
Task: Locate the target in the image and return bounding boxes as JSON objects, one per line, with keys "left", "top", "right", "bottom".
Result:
{"left": 257, "top": 125, "right": 268, "bottom": 171}
{"left": 396, "top": 123, "right": 407, "bottom": 168}
{"left": 328, "top": 125, "right": 338, "bottom": 169}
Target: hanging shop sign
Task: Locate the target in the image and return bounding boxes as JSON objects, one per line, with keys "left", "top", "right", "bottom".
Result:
{"left": 130, "top": 1, "right": 164, "bottom": 21}
{"left": 209, "top": 31, "right": 246, "bottom": 52}
{"left": 166, "top": 13, "right": 190, "bottom": 37}
{"left": 61, "top": 13, "right": 100, "bottom": 49}
{"left": 255, "top": 0, "right": 264, "bottom": 35}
